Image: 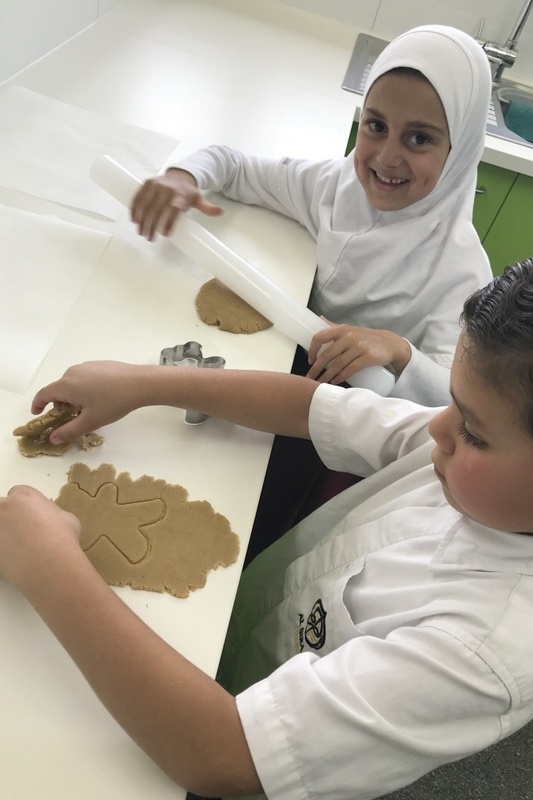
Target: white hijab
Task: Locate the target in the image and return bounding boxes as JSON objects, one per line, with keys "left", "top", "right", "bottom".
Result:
{"left": 311, "top": 25, "right": 493, "bottom": 346}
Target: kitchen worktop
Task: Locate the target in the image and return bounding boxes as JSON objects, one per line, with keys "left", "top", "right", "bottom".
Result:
{"left": 2, "top": 2, "right": 532, "bottom": 797}
{"left": 0, "top": 0, "right": 349, "bottom": 797}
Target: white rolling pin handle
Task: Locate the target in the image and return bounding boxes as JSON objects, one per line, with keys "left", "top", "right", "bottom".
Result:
{"left": 90, "top": 156, "right": 395, "bottom": 396}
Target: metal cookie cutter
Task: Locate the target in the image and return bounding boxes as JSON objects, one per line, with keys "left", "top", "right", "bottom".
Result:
{"left": 159, "top": 341, "right": 226, "bottom": 424}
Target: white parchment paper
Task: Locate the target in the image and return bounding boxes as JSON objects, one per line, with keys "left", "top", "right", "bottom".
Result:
{"left": 0, "top": 205, "right": 111, "bottom": 393}
{"left": 0, "top": 86, "right": 178, "bottom": 219}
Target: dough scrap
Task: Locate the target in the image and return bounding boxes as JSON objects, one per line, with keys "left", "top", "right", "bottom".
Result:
{"left": 55, "top": 463, "right": 240, "bottom": 598}
{"left": 13, "top": 404, "right": 104, "bottom": 457}
{"left": 195, "top": 278, "right": 273, "bottom": 334}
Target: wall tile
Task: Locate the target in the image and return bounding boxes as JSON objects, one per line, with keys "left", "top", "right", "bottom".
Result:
{"left": 277, "top": 0, "right": 533, "bottom": 85}
{"left": 0, "top": 0, "right": 97, "bottom": 83}
{"left": 279, "top": 0, "right": 379, "bottom": 30}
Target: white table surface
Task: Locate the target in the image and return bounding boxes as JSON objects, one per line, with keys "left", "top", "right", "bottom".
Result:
{"left": 0, "top": 0, "right": 359, "bottom": 797}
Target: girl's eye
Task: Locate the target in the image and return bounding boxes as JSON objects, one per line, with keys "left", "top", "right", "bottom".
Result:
{"left": 458, "top": 422, "right": 486, "bottom": 449}
{"left": 366, "top": 119, "right": 387, "bottom": 134}
{"left": 410, "top": 131, "right": 431, "bottom": 146}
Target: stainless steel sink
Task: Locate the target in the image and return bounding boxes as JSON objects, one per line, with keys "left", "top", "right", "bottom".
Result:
{"left": 342, "top": 33, "right": 533, "bottom": 149}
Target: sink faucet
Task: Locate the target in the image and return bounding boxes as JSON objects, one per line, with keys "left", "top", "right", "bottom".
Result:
{"left": 477, "top": 0, "right": 533, "bottom": 86}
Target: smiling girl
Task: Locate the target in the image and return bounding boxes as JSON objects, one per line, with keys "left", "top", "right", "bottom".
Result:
{"left": 131, "top": 25, "right": 495, "bottom": 558}
{"left": 131, "top": 25, "right": 492, "bottom": 405}
{"left": 354, "top": 67, "right": 451, "bottom": 212}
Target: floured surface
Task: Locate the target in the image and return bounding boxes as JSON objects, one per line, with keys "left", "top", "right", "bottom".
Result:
{"left": 196, "top": 278, "right": 273, "bottom": 333}
{"left": 55, "top": 463, "right": 240, "bottom": 598}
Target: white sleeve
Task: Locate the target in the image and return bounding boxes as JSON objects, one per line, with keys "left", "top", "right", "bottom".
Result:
{"left": 392, "top": 343, "right": 451, "bottom": 405}
{"left": 308, "top": 384, "right": 438, "bottom": 476}
{"left": 176, "top": 144, "right": 338, "bottom": 238}
{"left": 236, "top": 626, "right": 510, "bottom": 800}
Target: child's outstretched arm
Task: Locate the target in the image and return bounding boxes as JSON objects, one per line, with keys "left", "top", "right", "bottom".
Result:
{"left": 0, "top": 485, "right": 262, "bottom": 797}
{"left": 31, "top": 361, "right": 316, "bottom": 445}
{"left": 130, "top": 168, "right": 223, "bottom": 241}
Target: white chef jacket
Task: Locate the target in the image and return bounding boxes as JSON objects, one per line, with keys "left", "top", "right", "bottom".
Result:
{"left": 177, "top": 146, "right": 492, "bottom": 406}
{"left": 220, "top": 386, "right": 533, "bottom": 800}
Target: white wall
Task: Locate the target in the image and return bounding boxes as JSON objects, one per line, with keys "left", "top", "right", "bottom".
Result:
{"left": 0, "top": 0, "right": 124, "bottom": 84}
{"left": 280, "top": 0, "right": 533, "bottom": 84}
{"left": 2, "top": 0, "right": 533, "bottom": 87}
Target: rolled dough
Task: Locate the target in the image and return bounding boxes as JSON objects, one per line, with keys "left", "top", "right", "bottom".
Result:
{"left": 195, "top": 278, "right": 273, "bottom": 334}
{"left": 55, "top": 463, "right": 240, "bottom": 598}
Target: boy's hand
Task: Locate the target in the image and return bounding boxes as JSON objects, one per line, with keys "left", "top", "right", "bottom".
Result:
{"left": 0, "top": 486, "right": 81, "bottom": 590}
{"left": 307, "top": 321, "right": 411, "bottom": 385}
{"left": 131, "top": 169, "right": 223, "bottom": 241}
{"left": 31, "top": 361, "right": 147, "bottom": 445}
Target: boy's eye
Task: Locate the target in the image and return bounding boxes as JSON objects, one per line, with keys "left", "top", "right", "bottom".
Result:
{"left": 458, "top": 422, "right": 486, "bottom": 449}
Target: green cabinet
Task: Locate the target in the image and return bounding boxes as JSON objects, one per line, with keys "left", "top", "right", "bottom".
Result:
{"left": 345, "top": 119, "right": 358, "bottom": 156}
{"left": 478, "top": 171, "right": 533, "bottom": 275}
{"left": 472, "top": 162, "right": 516, "bottom": 241}
{"left": 345, "top": 121, "right": 533, "bottom": 277}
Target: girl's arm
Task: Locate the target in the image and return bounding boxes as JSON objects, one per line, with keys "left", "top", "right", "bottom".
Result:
{"left": 130, "top": 168, "right": 224, "bottom": 241}
{"left": 31, "top": 361, "right": 317, "bottom": 445}
{"left": 0, "top": 486, "right": 261, "bottom": 797}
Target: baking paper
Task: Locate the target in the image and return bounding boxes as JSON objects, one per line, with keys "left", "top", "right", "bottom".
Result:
{"left": 0, "top": 205, "right": 111, "bottom": 393}
{"left": 0, "top": 86, "right": 178, "bottom": 219}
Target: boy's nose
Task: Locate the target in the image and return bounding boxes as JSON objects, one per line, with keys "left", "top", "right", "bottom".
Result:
{"left": 428, "top": 407, "right": 455, "bottom": 455}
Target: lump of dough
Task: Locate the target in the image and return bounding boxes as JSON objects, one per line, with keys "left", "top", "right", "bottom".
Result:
{"left": 195, "top": 278, "right": 273, "bottom": 334}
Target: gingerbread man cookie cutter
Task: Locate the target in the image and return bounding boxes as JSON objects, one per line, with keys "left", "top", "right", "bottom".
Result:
{"left": 160, "top": 341, "right": 226, "bottom": 424}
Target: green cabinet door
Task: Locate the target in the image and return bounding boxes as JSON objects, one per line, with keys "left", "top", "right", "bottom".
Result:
{"left": 345, "top": 120, "right": 358, "bottom": 156}
{"left": 472, "top": 162, "right": 516, "bottom": 241}
{"left": 482, "top": 173, "right": 533, "bottom": 275}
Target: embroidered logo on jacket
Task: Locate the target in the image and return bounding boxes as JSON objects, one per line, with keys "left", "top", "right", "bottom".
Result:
{"left": 298, "top": 599, "right": 327, "bottom": 651}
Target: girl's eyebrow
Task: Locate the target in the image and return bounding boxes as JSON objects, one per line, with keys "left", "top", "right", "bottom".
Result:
{"left": 450, "top": 389, "right": 487, "bottom": 431}
{"left": 363, "top": 106, "right": 384, "bottom": 118}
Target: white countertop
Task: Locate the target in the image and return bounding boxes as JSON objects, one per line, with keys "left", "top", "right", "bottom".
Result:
{"left": 0, "top": 0, "right": 351, "bottom": 796}
{"left": 0, "top": 196, "right": 316, "bottom": 800}
{"left": 3, "top": 2, "right": 531, "bottom": 797}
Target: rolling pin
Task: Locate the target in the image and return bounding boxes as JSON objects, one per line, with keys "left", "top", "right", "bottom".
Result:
{"left": 90, "top": 155, "right": 395, "bottom": 395}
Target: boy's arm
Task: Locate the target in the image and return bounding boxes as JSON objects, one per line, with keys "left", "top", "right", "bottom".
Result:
{"left": 31, "top": 361, "right": 317, "bottom": 445}
{"left": 0, "top": 486, "right": 261, "bottom": 797}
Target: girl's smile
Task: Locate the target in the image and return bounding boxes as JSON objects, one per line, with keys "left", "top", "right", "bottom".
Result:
{"left": 372, "top": 169, "right": 409, "bottom": 189}
{"left": 354, "top": 70, "right": 451, "bottom": 211}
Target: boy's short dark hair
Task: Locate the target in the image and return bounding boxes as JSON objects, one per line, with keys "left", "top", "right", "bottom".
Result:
{"left": 461, "top": 257, "right": 533, "bottom": 435}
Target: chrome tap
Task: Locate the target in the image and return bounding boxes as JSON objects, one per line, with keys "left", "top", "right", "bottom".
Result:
{"left": 477, "top": 0, "right": 533, "bottom": 86}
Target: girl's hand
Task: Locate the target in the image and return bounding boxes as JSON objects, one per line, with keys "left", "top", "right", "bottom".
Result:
{"left": 0, "top": 486, "right": 81, "bottom": 590}
{"left": 131, "top": 169, "right": 223, "bottom": 241}
{"left": 31, "top": 361, "right": 148, "bottom": 444}
{"left": 307, "top": 319, "right": 412, "bottom": 385}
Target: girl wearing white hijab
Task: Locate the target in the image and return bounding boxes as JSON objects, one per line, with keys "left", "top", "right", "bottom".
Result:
{"left": 132, "top": 25, "right": 494, "bottom": 560}
{"left": 132, "top": 25, "right": 492, "bottom": 407}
